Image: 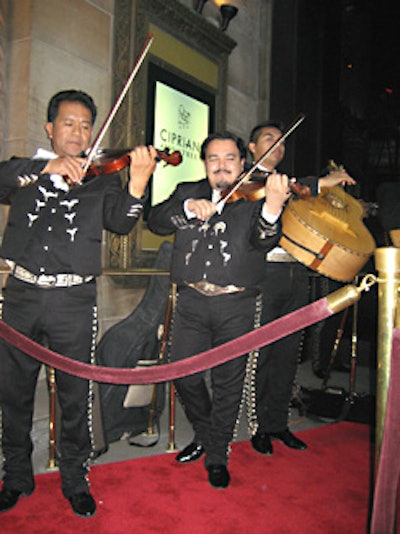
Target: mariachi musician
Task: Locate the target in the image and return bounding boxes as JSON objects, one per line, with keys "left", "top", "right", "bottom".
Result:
{"left": 147, "top": 130, "right": 290, "bottom": 489}
{"left": 246, "top": 120, "right": 357, "bottom": 457}
{"left": 0, "top": 89, "right": 157, "bottom": 518}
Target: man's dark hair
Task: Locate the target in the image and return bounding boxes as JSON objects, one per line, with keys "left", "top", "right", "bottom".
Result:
{"left": 248, "top": 120, "right": 284, "bottom": 144}
{"left": 200, "top": 131, "right": 247, "bottom": 160}
{"left": 47, "top": 89, "right": 97, "bottom": 125}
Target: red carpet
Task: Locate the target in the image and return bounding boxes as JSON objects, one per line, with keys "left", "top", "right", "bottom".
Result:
{"left": 1, "top": 422, "right": 374, "bottom": 533}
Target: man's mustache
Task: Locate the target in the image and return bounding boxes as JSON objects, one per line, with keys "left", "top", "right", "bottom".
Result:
{"left": 214, "top": 169, "right": 231, "bottom": 175}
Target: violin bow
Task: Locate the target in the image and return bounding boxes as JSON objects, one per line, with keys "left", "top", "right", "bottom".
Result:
{"left": 83, "top": 32, "right": 155, "bottom": 173}
{"left": 216, "top": 112, "right": 306, "bottom": 210}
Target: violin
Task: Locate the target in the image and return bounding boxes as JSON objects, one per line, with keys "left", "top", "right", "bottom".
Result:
{"left": 81, "top": 147, "right": 182, "bottom": 183}
{"left": 215, "top": 113, "right": 307, "bottom": 210}
{"left": 220, "top": 173, "right": 311, "bottom": 204}
{"left": 73, "top": 33, "right": 171, "bottom": 185}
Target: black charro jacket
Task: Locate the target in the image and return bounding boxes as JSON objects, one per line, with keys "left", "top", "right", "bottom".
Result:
{"left": 0, "top": 157, "right": 145, "bottom": 276}
{"left": 147, "top": 178, "right": 282, "bottom": 288}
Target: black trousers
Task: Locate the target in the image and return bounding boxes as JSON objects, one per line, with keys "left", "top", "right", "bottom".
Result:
{"left": 172, "top": 286, "right": 258, "bottom": 467}
{"left": 256, "top": 262, "right": 310, "bottom": 433}
{"left": 0, "top": 276, "right": 97, "bottom": 498}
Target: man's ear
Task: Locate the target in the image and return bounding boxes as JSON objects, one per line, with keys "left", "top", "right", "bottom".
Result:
{"left": 248, "top": 141, "right": 255, "bottom": 156}
{"left": 45, "top": 122, "right": 53, "bottom": 140}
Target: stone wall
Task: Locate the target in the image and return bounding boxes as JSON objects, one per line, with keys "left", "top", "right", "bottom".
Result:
{"left": 0, "top": 0, "right": 273, "bottom": 336}
{"left": 2, "top": 0, "right": 114, "bottom": 158}
{"left": 178, "top": 0, "right": 273, "bottom": 140}
{"left": 0, "top": 0, "right": 9, "bottom": 159}
{"left": 0, "top": 1, "right": 10, "bottom": 236}
{"left": 1, "top": 0, "right": 273, "bottom": 157}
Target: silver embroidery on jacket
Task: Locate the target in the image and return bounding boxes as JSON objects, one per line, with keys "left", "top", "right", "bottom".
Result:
{"left": 219, "top": 240, "right": 231, "bottom": 265}
{"left": 185, "top": 239, "right": 199, "bottom": 265}
{"left": 127, "top": 203, "right": 143, "bottom": 217}
{"left": 60, "top": 199, "right": 79, "bottom": 211}
{"left": 66, "top": 228, "right": 78, "bottom": 242}
{"left": 38, "top": 186, "right": 58, "bottom": 202}
{"left": 18, "top": 174, "right": 39, "bottom": 187}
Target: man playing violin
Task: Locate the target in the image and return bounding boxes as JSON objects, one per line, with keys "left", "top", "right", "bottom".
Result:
{"left": 0, "top": 89, "right": 157, "bottom": 517}
{"left": 247, "top": 120, "right": 356, "bottom": 457}
{"left": 147, "top": 131, "right": 289, "bottom": 489}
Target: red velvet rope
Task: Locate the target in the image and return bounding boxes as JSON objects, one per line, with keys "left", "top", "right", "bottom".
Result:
{"left": 0, "top": 297, "right": 332, "bottom": 384}
{"left": 2, "top": 287, "right": 397, "bottom": 529}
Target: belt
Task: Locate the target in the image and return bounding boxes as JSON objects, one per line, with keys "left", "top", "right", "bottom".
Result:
{"left": 184, "top": 280, "right": 245, "bottom": 297}
{"left": 266, "top": 249, "right": 297, "bottom": 263}
{"left": 12, "top": 264, "right": 94, "bottom": 288}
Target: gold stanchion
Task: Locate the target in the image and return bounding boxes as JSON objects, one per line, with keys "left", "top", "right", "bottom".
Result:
{"left": 374, "top": 247, "right": 400, "bottom": 475}
{"left": 349, "top": 283, "right": 359, "bottom": 399}
{"left": 166, "top": 284, "right": 178, "bottom": 452}
{"left": 47, "top": 366, "right": 58, "bottom": 470}
{"left": 167, "top": 382, "right": 177, "bottom": 452}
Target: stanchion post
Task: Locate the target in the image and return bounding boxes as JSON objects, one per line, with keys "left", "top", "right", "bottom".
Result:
{"left": 349, "top": 292, "right": 358, "bottom": 398}
{"left": 167, "top": 382, "right": 177, "bottom": 452}
{"left": 47, "top": 366, "right": 58, "bottom": 470}
{"left": 166, "top": 283, "right": 178, "bottom": 452}
{"left": 374, "top": 247, "right": 400, "bottom": 475}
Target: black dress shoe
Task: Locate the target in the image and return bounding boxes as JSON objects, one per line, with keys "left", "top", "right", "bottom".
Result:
{"left": 207, "top": 464, "right": 230, "bottom": 489}
{"left": 68, "top": 491, "right": 96, "bottom": 518}
{"left": 251, "top": 432, "right": 273, "bottom": 455}
{"left": 269, "top": 429, "right": 307, "bottom": 450}
{"left": 0, "top": 488, "right": 27, "bottom": 513}
{"left": 175, "top": 442, "right": 204, "bottom": 463}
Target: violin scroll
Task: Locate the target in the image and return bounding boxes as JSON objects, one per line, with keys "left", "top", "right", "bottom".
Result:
{"left": 288, "top": 180, "right": 311, "bottom": 199}
{"left": 156, "top": 148, "right": 182, "bottom": 167}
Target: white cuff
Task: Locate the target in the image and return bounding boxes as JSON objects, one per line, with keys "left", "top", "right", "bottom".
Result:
{"left": 183, "top": 198, "right": 197, "bottom": 219}
{"left": 262, "top": 202, "right": 281, "bottom": 223}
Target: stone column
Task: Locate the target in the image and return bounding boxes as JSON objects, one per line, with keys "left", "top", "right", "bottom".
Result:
{"left": 0, "top": 0, "right": 9, "bottom": 160}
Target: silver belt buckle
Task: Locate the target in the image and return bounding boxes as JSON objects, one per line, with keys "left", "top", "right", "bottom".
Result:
{"left": 185, "top": 280, "right": 244, "bottom": 296}
{"left": 58, "top": 274, "right": 69, "bottom": 286}
{"left": 37, "top": 274, "right": 57, "bottom": 287}
{"left": 68, "top": 275, "right": 85, "bottom": 286}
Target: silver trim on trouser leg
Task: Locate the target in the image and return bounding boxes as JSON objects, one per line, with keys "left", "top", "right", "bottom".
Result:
{"left": 234, "top": 292, "right": 262, "bottom": 441}
{"left": 87, "top": 304, "right": 98, "bottom": 464}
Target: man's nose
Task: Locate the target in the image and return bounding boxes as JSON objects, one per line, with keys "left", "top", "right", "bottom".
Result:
{"left": 72, "top": 123, "right": 83, "bottom": 135}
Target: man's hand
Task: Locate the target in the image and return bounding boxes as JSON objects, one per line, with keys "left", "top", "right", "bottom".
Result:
{"left": 41, "top": 156, "right": 87, "bottom": 185}
{"left": 264, "top": 173, "right": 291, "bottom": 216}
{"left": 319, "top": 169, "right": 356, "bottom": 189}
{"left": 186, "top": 199, "right": 217, "bottom": 221}
{"left": 128, "top": 146, "right": 157, "bottom": 198}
